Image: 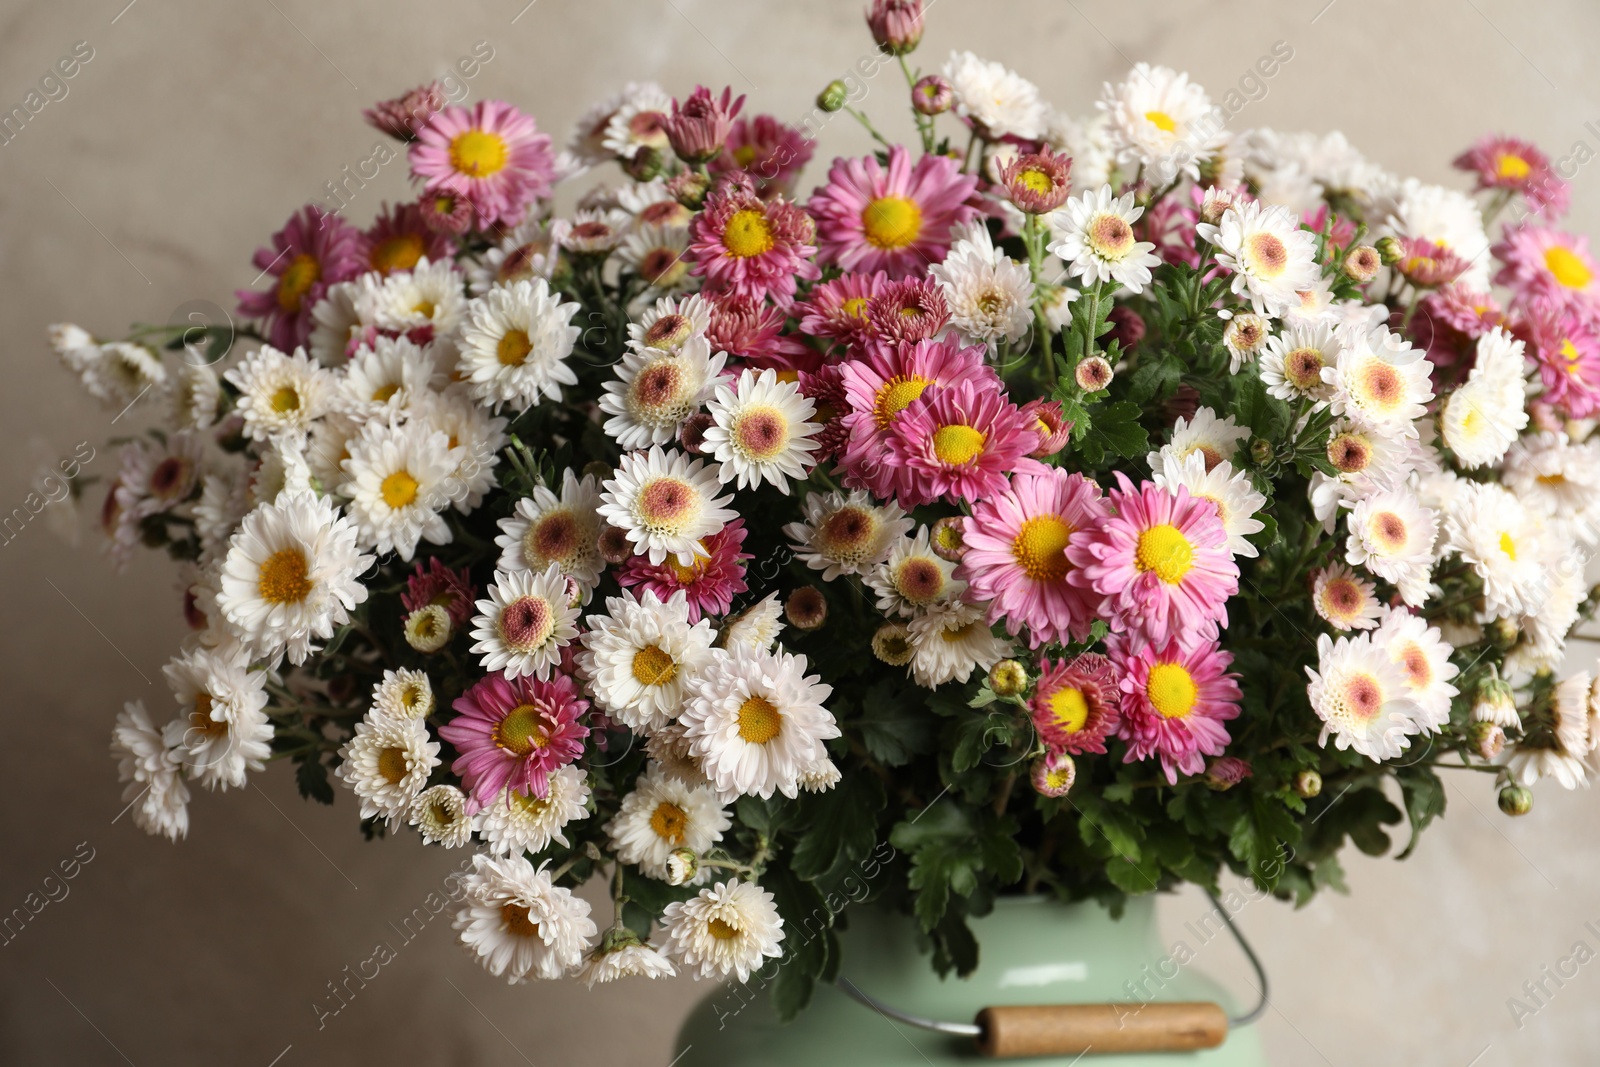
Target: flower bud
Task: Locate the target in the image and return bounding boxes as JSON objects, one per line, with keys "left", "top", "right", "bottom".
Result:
{"left": 1498, "top": 784, "right": 1533, "bottom": 817}
{"left": 678, "top": 412, "right": 716, "bottom": 455}
{"left": 1106, "top": 305, "right": 1145, "bottom": 351}
{"left": 665, "top": 848, "right": 699, "bottom": 886}
{"left": 1198, "top": 186, "right": 1237, "bottom": 226}
{"left": 403, "top": 605, "right": 452, "bottom": 653}
{"left": 785, "top": 585, "right": 828, "bottom": 630}
{"left": 665, "top": 169, "right": 711, "bottom": 211}
{"left": 1031, "top": 749, "right": 1077, "bottom": 798}
{"left": 999, "top": 146, "right": 1073, "bottom": 214}
{"left": 1471, "top": 676, "right": 1520, "bottom": 728}
{"left": 1374, "top": 235, "right": 1404, "bottom": 265}
{"left": 929, "top": 516, "right": 966, "bottom": 562}
{"left": 871, "top": 621, "right": 914, "bottom": 666}
{"left": 817, "top": 80, "right": 850, "bottom": 114}
{"left": 1075, "top": 355, "right": 1114, "bottom": 392}
{"left": 1249, "top": 438, "right": 1274, "bottom": 466}
{"left": 1205, "top": 756, "right": 1253, "bottom": 791}
{"left": 1021, "top": 398, "right": 1073, "bottom": 457}
{"left": 598, "top": 524, "right": 633, "bottom": 564}
{"left": 1293, "top": 769, "right": 1322, "bottom": 799}
{"left": 1343, "top": 245, "right": 1381, "bottom": 283}
{"left": 621, "top": 144, "right": 664, "bottom": 183}
{"left": 665, "top": 85, "right": 743, "bottom": 164}
{"left": 1468, "top": 721, "right": 1506, "bottom": 761}
{"left": 912, "top": 75, "right": 953, "bottom": 116}
{"left": 1491, "top": 617, "right": 1519, "bottom": 651}
{"left": 988, "top": 659, "right": 1029, "bottom": 697}
{"left": 867, "top": 0, "right": 924, "bottom": 55}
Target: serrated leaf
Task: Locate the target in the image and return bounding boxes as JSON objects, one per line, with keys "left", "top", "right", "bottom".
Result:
{"left": 295, "top": 755, "right": 335, "bottom": 805}
{"left": 1396, "top": 768, "right": 1446, "bottom": 860}
{"left": 764, "top": 869, "right": 833, "bottom": 1021}
{"left": 790, "top": 774, "right": 886, "bottom": 880}
{"left": 855, "top": 690, "right": 936, "bottom": 767}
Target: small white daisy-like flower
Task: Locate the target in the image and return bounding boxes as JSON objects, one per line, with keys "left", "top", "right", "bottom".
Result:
{"left": 161, "top": 691, "right": 271, "bottom": 793}
{"left": 216, "top": 490, "right": 372, "bottom": 664}
{"left": 468, "top": 217, "right": 563, "bottom": 295}
{"left": 627, "top": 294, "right": 714, "bottom": 357}
{"left": 224, "top": 345, "right": 334, "bottom": 441}
{"left": 1382, "top": 178, "right": 1492, "bottom": 291}
{"left": 249, "top": 435, "right": 314, "bottom": 508}
{"left": 1259, "top": 323, "right": 1340, "bottom": 406}
{"left": 371, "top": 668, "right": 434, "bottom": 721}
{"left": 405, "top": 604, "right": 453, "bottom": 652}
{"left": 495, "top": 469, "right": 606, "bottom": 598}
{"left": 1219, "top": 310, "right": 1271, "bottom": 375}
{"left": 1098, "top": 63, "right": 1224, "bottom": 184}
{"left": 1308, "top": 420, "right": 1418, "bottom": 531}
{"left": 1148, "top": 406, "right": 1252, "bottom": 473}
{"left": 680, "top": 644, "right": 839, "bottom": 800}
{"left": 456, "top": 278, "right": 582, "bottom": 410}
{"left": 475, "top": 766, "right": 592, "bottom": 857}
{"left": 616, "top": 224, "right": 692, "bottom": 291}
{"left": 1305, "top": 632, "right": 1423, "bottom": 762}
{"left": 308, "top": 280, "right": 363, "bottom": 365}
{"left": 1344, "top": 489, "right": 1438, "bottom": 608}
{"left": 1505, "top": 673, "right": 1591, "bottom": 791}
{"left": 336, "top": 713, "right": 441, "bottom": 825}
{"left": 660, "top": 878, "right": 785, "bottom": 982}
{"left": 167, "top": 359, "right": 223, "bottom": 429}
{"left": 72, "top": 341, "right": 169, "bottom": 408}
{"left": 602, "top": 84, "right": 674, "bottom": 160}
{"left": 1373, "top": 607, "right": 1459, "bottom": 734}
{"left": 1502, "top": 432, "right": 1600, "bottom": 546}
{"left": 579, "top": 589, "right": 716, "bottom": 733}
{"left": 469, "top": 564, "right": 582, "bottom": 681}
{"left": 49, "top": 322, "right": 98, "bottom": 369}
{"left": 454, "top": 853, "right": 598, "bottom": 983}
{"left": 1198, "top": 200, "right": 1320, "bottom": 316}
{"left": 929, "top": 221, "right": 1034, "bottom": 346}
{"left": 718, "top": 592, "right": 786, "bottom": 653}
{"left": 1441, "top": 482, "right": 1549, "bottom": 620}
{"left": 110, "top": 701, "right": 190, "bottom": 842}
{"left": 161, "top": 639, "right": 268, "bottom": 728}
{"left": 866, "top": 527, "right": 966, "bottom": 617}
{"left": 1048, "top": 185, "right": 1162, "bottom": 294}
{"left": 598, "top": 345, "right": 726, "bottom": 450}
{"left": 412, "top": 387, "right": 508, "bottom": 513}
{"left": 908, "top": 599, "right": 1014, "bottom": 688}
{"left": 702, "top": 368, "right": 820, "bottom": 494}
{"left": 1516, "top": 548, "right": 1588, "bottom": 673}
{"left": 598, "top": 446, "right": 738, "bottom": 567}
{"left": 1311, "top": 562, "right": 1382, "bottom": 631}
{"left": 560, "top": 207, "right": 633, "bottom": 254}
{"left": 305, "top": 411, "right": 363, "bottom": 497}
{"left": 410, "top": 784, "right": 474, "bottom": 847}
{"left": 605, "top": 770, "right": 732, "bottom": 882}
{"left": 581, "top": 931, "right": 677, "bottom": 987}
{"left": 1322, "top": 327, "right": 1435, "bottom": 438}
{"left": 1440, "top": 327, "right": 1529, "bottom": 469}
{"left": 339, "top": 420, "right": 458, "bottom": 561}
{"left": 783, "top": 489, "right": 913, "bottom": 581}
{"left": 338, "top": 335, "right": 439, "bottom": 417}
{"left": 1150, "top": 451, "right": 1266, "bottom": 558}
{"left": 354, "top": 257, "right": 469, "bottom": 338}
{"left": 940, "top": 51, "right": 1047, "bottom": 140}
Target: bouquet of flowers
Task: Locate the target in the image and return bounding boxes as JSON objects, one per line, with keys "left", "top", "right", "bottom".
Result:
{"left": 61, "top": 0, "right": 1600, "bottom": 1015}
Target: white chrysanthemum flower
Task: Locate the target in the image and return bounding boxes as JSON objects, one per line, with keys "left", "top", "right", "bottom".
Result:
{"left": 1344, "top": 490, "right": 1438, "bottom": 607}
{"left": 216, "top": 490, "right": 372, "bottom": 664}
{"left": 867, "top": 526, "right": 966, "bottom": 617}
{"left": 1381, "top": 178, "right": 1492, "bottom": 291}
{"left": 1311, "top": 562, "right": 1382, "bottom": 631}
{"left": 566, "top": 82, "right": 641, "bottom": 165}
{"left": 1308, "top": 420, "right": 1418, "bottom": 531}
{"left": 162, "top": 692, "right": 271, "bottom": 792}
{"left": 1259, "top": 323, "right": 1340, "bottom": 406}
{"left": 1098, "top": 63, "right": 1224, "bottom": 184}
{"left": 1502, "top": 432, "right": 1600, "bottom": 546}
{"left": 606, "top": 770, "right": 731, "bottom": 881}
{"left": 1441, "top": 328, "right": 1529, "bottom": 469}
{"left": 167, "top": 359, "right": 222, "bottom": 429}
{"left": 469, "top": 564, "right": 582, "bottom": 681}
{"left": 371, "top": 668, "right": 434, "bottom": 721}
{"left": 783, "top": 489, "right": 912, "bottom": 581}
{"left": 456, "top": 278, "right": 582, "bottom": 409}
{"left": 354, "top": 257, "right": 469, "bottom": 338}
{"left": 581, "top": 933, "right": 677, "bottom": 987}
{"left": 929, "top": 221, "right": 1034, "bottom": 345}
{"left": 468, "top": 217, "right": 563, "bottom": 295}
{"left": 494, "top": 469, "right": 605, "bottom": 599}
{"left": 304, "top": 411, "right": 363, "bottom": 497}
{"left": 602, "top": 84, "right": 674, "bottom": 159}
{"left": 598, "top": 446, "right": 737, "bottom": 567}
{"left": 719, "top": 592, "right": 786, "bottom": 653}
{"left": 579, "top": 589, "right": 715, "bottom": 733}
{"left": 1306, "top": 633, "right": 1424, "bottom": 762}
{"left": 224, "top": 345, "right": 333, "bottom": 442}
{"left": 404, "top": 605, "right": 452, "bottom": 652}
{"left": 475, "top": 766, "right": 592, "bottom": 857}
{"left": 908, "top": 599, "right": 1014, "bottom": 688}
{"left": 308, "top": 280, "right": 362, "bottom": 365}
{"left": 1373, "top": 607, "right": 1459, "bottom": 733}
{"left": 1148, "top": 407, "right": 1251, "bottom": 473}
{"left": 409, "top": 784, "right": 474, "bottom": 847}
{"left": 1280, "top": 277, "right": 1339, "bottom": 331}
{"left": 680, "top": 645, "right": 839, "bottom": 800}
{"left": 616, "top": 224, "right": 692, "bottom": 291}
{"left": 249, "top": 435, "right": 314, "bottom": 508}
{"left": 627, "top": 294, "right": 714, "bottom": 357}
{"left": 1322, "top": 327, "right": 1435, "bottom": 438}
{"left": 71, "top": 341, "right": 169, "bottom": 408}
{"left": 117, "top": 430, "right": 206, "bottom": 518}
{"left": 1044, "top": 109, "right": 1115, "bottom": 189}
{"left": 338, "top": 420, "right": 458, "bottom": 561}
{"left": 941, "top": 51, "right": 1047, "bottom": 140}
{"left": 111, "top": 701, "right": 190, "bottom": 842}
{"left": 702, "top": 368, "right": 820, "bottom": 494}
{"left": 336, "top": 713, "right": 440, "bottom": 825}
{"left": 338, "top": 335, "right": 439, "bottom": 417}
{"left": 194, "top": 469, "right": 249, "bottom": 560}
{"left": 599, "top": 345, "right": 726, "bottom": 450}
{"left": 799, "top": 757, "right": 843, "bottom": 792}
{"left": 560, "top": 207, "right": 632, "bottom": 254}
{"left": 1048, "top": 186, "right": 1161, "bottom": 294}
{"left": 1151, "top": 451, "right": 1266, "bottom": 558}
{"left": 1505, "top": 673, "right": 1591, "bottom": 790}
{"left": 1442, "top": 482, "right": 1549, "bottom": 620}
{"left": 454, "top": 853, "right": 597, "bottom": 983}
{"left": 1219, "top": 310, "right": 1270, "bottom": 375}
{"left": 161, "top": 639, "right": 268, "bottom": 727}
{"left": 49, "top": 321, "right": 98, "bottom": 368}
{"left": 1515, "top": 548, "right": 1587, "bottom": 672}
{"left": 660, "top": 878, "right": 785, "bottom": 982}
{"left": 1198, "top": 200, "right": 1319, "bottom": 316}
{"left": 412, "top": 387, "right": 508, "bottom": 512}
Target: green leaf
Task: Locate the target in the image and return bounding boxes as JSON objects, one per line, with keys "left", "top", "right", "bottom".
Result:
{"left": 736, "top": 794, "right": 797, "bottom": 838}
{"left": 1395, "top": 767, "right": 1446, "bottom": 859}
{"left": 855, "top": 687, "right": 936, "bottom": 767}
{"left": 790, "top": 774, "right": 887, "bottom": 880}
{"left": 1079, "top": 400, "right": 1149, "bottom": 467}
{"left": 294, "top": 755, "right": 334, "bottom": 805}
{"left": 889, "top": 803, "right": 1018, "bottom": 932}
{"left": 764, "top": 869, "right": 833, "bottom": 1021}
{"left": 1125, "top": 352, "right": 1182, "bottom": 405}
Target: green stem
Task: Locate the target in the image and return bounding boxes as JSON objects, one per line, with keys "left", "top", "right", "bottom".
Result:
{"left": 1022, "top": 214, "right": 1054, "bottom": 375}
{"left": 843, "top": 106, "right": 893, "bottom": 149}
{"left": 896, "top": 55, "right": 935, "bottom": 153}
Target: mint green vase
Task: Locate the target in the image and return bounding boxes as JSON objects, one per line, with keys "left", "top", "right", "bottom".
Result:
{"left": 673, "top": 896, "right": 1266, "bottom": 1066}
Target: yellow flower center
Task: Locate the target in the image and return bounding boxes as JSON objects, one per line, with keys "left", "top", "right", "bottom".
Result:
{"left": 494, "top": 703, "right": 550, "bottom": 756}
{"left": 631, "top": 644, "right": 679, "bottom": 687}
{"left": 1135, "top": 524, "right": 1194, "bottom": 583}
{"left": 670, "top": 551, "right": 709, "bottom": 583}
{"left": 1010, "top": 515, "right": 1073, "bottom": 582}
{"left": 931, "top": 424, "right": 986, "bottom": 466}
{"left": 372, "top": 382, "right": 401, "bottom": 404}
{"left": 376, "top": 746, "right": 410, "bottom": 785}
{"left": 257, "top": 548, "right": 313, "bottom": 604}
{"left": 861, "top": 196, "right": 922, "bottom": 250}
{"left": 449, "top": 129, "right": 509, "bottom": 177}
{"left": 1561, "top": 338, "right": 1582, "bottom": 375}
{"left": 737, "top": 695, "right": 782, "bottom": 744}
{"left": 707, "top": 918, "right": 740, "bottom": 940}
{"left": 1146, "top": 662, "right": 1198, "bottom": 718}
{"left": 841, "top": 296, "right": 870, "bottom": 320}
{"left": 496, "top": 328, "right": 534, "bottom": 367}
{"left": 1087, "top": 214, "right": 1134, "bottom": 259}
{"left": 1144, "top": 110, "right": 1177, "bottom": 133}
{"left": 1048, "top": 687, "right": 1090, "bottom": 733}
{"left": 500, "top": 902, "right": 541, "bottom": 939}
{"left": 1015, "top": 167, "right": 1054, "bottom": 195}
{"left": 270, "top": 385, "right": 302, "bottom": 414}
{"left": 190, "top": 693, "right": 227, "bottom": 740}
{"left": 722, "top": 208, "right": 775, "bottom": 258}
{"left": 1495, "top": 153, "right": 1531, "bottom": 180}
{"left": 371, "top": 233, "right": 426, "bottom": 274}
{"left": 1545, "top": 245, "right": 1593, "bottom": 290}
{"left": 381, "top": 469, "right": 420, "bottom": 509}
{"left": 649, "top": 801, "right": 689, "bottom": 844}
{"left": 1246, "top": 233, "right": 1289, "bottom": 278}
{"left": 276, "top": 254, "right": 320, "bottom": 313}
{"left": 873, "top": 374, "right": 931, "bottom": 428}
{"left": 1499, "top": 531, "right": 1517, "bottom": 560}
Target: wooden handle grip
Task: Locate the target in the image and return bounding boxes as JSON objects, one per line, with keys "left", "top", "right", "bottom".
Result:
{"left": 975, "top": 1002, "right": 1228, "bottom": 1058}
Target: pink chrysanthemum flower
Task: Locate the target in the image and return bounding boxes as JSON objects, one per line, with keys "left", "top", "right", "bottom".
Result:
{"left": 797, "top": 365, "right": 851, "bottom": 463}
{"left": 689, "top": 174, "right": 819, "bottom": 304}
{"left": 1302, "top": 203, "right": 1358, "bottom": 249}
{"left": 364, "top": 82, "right": 448, "bottom": 141}
{"left": 1394, "top": 237, "right": 1470, "bottom": 289}
{"left": 959, "top": 469, "right": 1110, "bottom": 647}
{"left": 1525, "top": 303, "right": 1600, "bottom": 418}
{"left": 1111, "top": 635, "right": 1241, "bottom": 785}
{"left": 1453, "top": 135, "right": 1569, "bottom": 218}
{"left": 704, "top": 293, "right": 817, "bottom": 372}
{"left": 235, "top": 206, "right": 365, "bottom": 352}
{"left": 1066, "top": 474, "right": 1239, "bottom": 647}
{"left": 401, "top": 557, "right": 477, "bottom": 628}
{"left": 837, "top": 335, "right": 993, "bottom": 498}
{"left": 710, "top": 114, "right": 816, "bottom": 197}
{"left": 1413, "top": 285, "right": 1505, "bottom": 370}
{"left": 867, "top": 277, "right": 950, "bottom": 344}
{"left": 1137, "top": 194, "right": 1200, "bottom": 270}
{"left": 794, "top": 270, "right": 890, "bottom": 349}
{"left": 409, "top": 100, "right": 558, "bottom": 229}
{"left": 419, "top": 190, "right": 475, "bottom": 234}
{"left": 440, "top": 671, "right": 590, "bottom": 807}
{"left": 885, "top": 381, "right": 1046, "bottom": 507}
{"left": 362, "top": 201, "right": 455, "bottom": 276}
{"left": 1019, "top": 398, "right": 1073, "bottom": 457}
{"left": 666, "top": 85, "right": 744, "bottom": 164}
{"left": 999, "top": 145, "right": 1072, "bottom": 215}
{"left": 1494, "top": 225, "right": 1600, "bottom": 312}
{"left": 808, "top": 146, "right": 979, "bottom": 278}
{"left": 1030, "top": 653, "right": 1120, "bottom": 755}
{"left": 615, "top": 518, "right": 751, "bottom": 622}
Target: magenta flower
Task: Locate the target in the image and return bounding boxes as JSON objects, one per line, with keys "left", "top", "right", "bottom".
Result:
{"left": 235, "top": 205, "right": 366, "bottom": 352}
{"left": 665, "top": 86, "right": 744, "bottom": 164}
{"left": 959, "top": 469, "right": 1110, "bottom": 647}
{"left": 808, "top": 146, "right": 979, "bottom": 278}
{"left": 1394, "top": 237, "right": 1470, "bottom": 289}
{"left": 1453, "top": 135, "right": 1569, "bottom": 218}
{"left": 866, "top": 277, "right": 950, "bottom": 344}
{"left": 1525, "top": 302, "right": 1600, "bottom": 418}
{"left": 798, "top": 365, "right": 851, "bottom": 463}
{"left": 409, "top": 100, "right": 558, "bottom": 229}
{"left": 1413, "top": 285, "right": 1505, "bottom": 369}
{"left": 1030, "top": 653, "right": 1120, "bottom": 755}
{"left": 1019, "top": 398, "right": 1073, "bottom": 456}
{"left": 705, "top": 293, "right": 816, "bottom": 371}
{"left": 710, "top": 114, "right": 816, "bottom": 196}
{"left": 795, "top": 270, "right": 891, "bottom": 349}
{"left": 1493, "top": 225, "right": 1600, "bottom": 312}
{"left": 689, "top": 174, "right": 819, "bottom": 304}
{"left": 867, "top": 0, "right": 925, "bottom": 55}
{"left": 362, "top": 201, "right": 454, "bottom": 276}
{"left": 364, "top": 82, "right": 448, "bottom": 141}
{"left": 999, "top": 145, "right": 1072, "bottom": 215}
{"left": 1111, "top": 634, "right": 1241, "bottom": 785}
{"left": 1066, "top": 474, "right": 1238, "bottom": 647}
{"left": 884, "top": 380, "right": 1046, "bottom": 507}
{"left": 401, "top": 557, "right": 477, "bottom": 628}
{"left": 615, "top": 518, "right": 751, "bottom": 622}
{"left": 440, "top": 671, "right": 589, "bottom": 807}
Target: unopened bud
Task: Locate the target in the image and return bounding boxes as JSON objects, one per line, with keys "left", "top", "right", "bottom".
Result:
{"left": 678, "top": 411, "right": 716, "bottom": 455}
{"left": 598, "top": 524, "right": 633, "bottom": 564}
{"left": 1075, "top": 355, "right": 1114, "bottom": 392}
{"left": 1249, "top": 438, "right": 1274, "bottom": 466}
{"left": 621, "top": 144, "right": 664, "bottom": 182}
{"left": 1468, "top": 721, "right": 1506, "bottom": 761}
{"left": 988, "top": 659, "right": 1029, "bottom": 697}
{"left": 1030, "top": 750, "right": 1076, "bottom": 798}
{"left": 784, "top": 585, "right": 828, "bottom": 631}
{"left": 1205, "top": 756, "right": 1253, "bottom": 791}
{"left": 1498, "top": 784, "right": 1533, "bottom": 817}
{"left": 911, "top": 74, "right": 953, "bottom": 116}
{"left": 1343, "top": 245, "right": 1381, "bottom": 283}
{"left": 1374, "top": 235, "right": 1404, "bottom": 265}
{"left": 665, "top": 848, "right": 699, "bottom": 886}
{"left": 817, "top": 80, "right": 849, "bottom": 113}
{"left": 1471, "top": 676, "right": 1519, "bottom": 728}
{"left": 1491, "top": 617, "right": 1519, "bottom": 651}
{"left": 665, "top": 169, "right": 710, "bottom": 211}
{"left": 1293, "top": 769, "right": 1322, "bottom": 799}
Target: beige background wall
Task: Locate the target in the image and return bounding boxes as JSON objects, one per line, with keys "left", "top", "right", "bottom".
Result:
{"left": 2, "top": 0, "right": 1598, "bottom": 1063}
